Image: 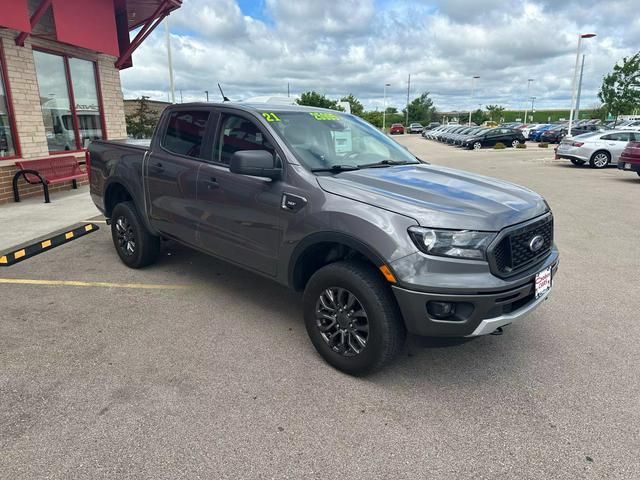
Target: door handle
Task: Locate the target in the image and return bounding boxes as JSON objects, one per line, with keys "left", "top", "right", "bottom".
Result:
{"left": 206, "top": 176, "right": 219, "bottom": 189}
{"left": 150, "top": 162, "right": 164, "bottom": 172}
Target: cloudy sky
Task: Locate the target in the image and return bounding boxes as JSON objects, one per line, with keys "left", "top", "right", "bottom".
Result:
{"left": 120, "top": 0, "right": 639, "bottom": 113}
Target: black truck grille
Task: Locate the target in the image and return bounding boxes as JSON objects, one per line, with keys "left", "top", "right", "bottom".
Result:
{"left": 489, "top": 215, "right": 553, "bottom": 277}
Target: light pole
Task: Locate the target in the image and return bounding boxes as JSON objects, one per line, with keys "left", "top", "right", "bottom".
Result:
{"left": 468, "top": 75, "right": 480, "bottom": 126}
{"left": 568, "top": 33, "right": 596, "bottom": 136}
{"left": 204, "top": 90, "right": 209, "bottom": 102}
{"left": 164, "top": 18, "right": 175, "bottom": 104}
{"left": 382, "top": 83, "right": 391, "bottom": 132}
{"left": 523, "top": 78, "right": 534, "bottom": 124}
{"left": 575, "top": 54, "right": 586, "bottom": 122}
{"left": 530, "top": 97, "right": 536, "bottom": 122}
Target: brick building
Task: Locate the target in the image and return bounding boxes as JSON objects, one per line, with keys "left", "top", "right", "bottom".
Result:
{"left": 0, "top": 0, "right": 182, "bottom": 204}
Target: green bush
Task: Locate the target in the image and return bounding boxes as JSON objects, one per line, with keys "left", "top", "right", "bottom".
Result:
{"left": 516, "top": 143, "right": 527, "bottom": 149}
{"left": 494, "top": 142, "right": 506, "bottom": 149}
{"left": 538, "top": 142, "right": 549, "bottom": 148}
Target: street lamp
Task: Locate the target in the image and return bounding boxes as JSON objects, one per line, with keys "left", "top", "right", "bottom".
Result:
{"left": 523, "top": 78, "right": 534, "bottom": 124}
{"left": 568, "top": 33, "right": 596, "bottom": 136}
{"left": 205, "top": 90, "right": 209, "bottom": 102}
{"left": 530, "top": 97, "right": 536, "bottom": 122}
{"left": 468, "top": 75, "right": 480, "bottom": 126}
{"left": 382, "top": 83, "right": 391, "bottom": 132}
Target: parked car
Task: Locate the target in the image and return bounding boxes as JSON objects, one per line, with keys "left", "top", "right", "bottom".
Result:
{"left": 462, "top": 128, "right": 526, "bottom": 149}
{"left": 424, "top": 122, "right": 441, "bottom": 131}
{"left": 88, "top": 102, "right": 558, "bottom": 375}
{"left": 529, "top": 124, "right": 554, "bottom": 141}
{"left": 521, "top": 123, "right": 544, "bottom": 139}
{"left": 617, "top": 141, "right": 640, "bottom": 177}
{"left": 557, "top": 130, "right": 639, "bottom": 168}
{"left": 540, "top": 125, "right": 568, "bottom": 144}
{"left": 452, "top": 127, "right": 487, "bottom": 146}
{"left": 389, "top": 123, "right": 405, "bottom": 135}
{"left": 408, "top": 123, "right": 424, "bottom": 134}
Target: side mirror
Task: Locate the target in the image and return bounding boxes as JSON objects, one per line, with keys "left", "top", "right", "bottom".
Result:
{"left": 230, "top": 150, "right": 281, "bottom": 179}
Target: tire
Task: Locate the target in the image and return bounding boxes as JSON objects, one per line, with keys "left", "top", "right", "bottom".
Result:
{"left": 111, "top": 201, "right": 160, "bottom": 268}
{"left": 570, "top": 159, "right": 585, "bottom": 166}
{"left": 303, "top": 261, "right": 406, "bottom": 375}
{"left": 511, "top": 139, "right": 520, "bottom": 148}
{"left": 590, "top": 151, "right": 610, "bottom": 169}
{"left": 473, "top": 141, "right": 482, "bottom": 150}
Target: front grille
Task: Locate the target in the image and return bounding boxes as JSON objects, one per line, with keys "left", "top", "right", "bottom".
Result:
{"left": 489, "top": 215, "right": 553, "bottom": 277}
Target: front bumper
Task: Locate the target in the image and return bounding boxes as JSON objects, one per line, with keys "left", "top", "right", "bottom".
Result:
{"left": 391, "top": 256, "right": 559, "bottom": 337}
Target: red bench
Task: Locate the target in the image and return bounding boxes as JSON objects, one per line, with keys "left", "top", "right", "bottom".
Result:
{"left": 12, "top": 156, "right": 87, "bottom": 203}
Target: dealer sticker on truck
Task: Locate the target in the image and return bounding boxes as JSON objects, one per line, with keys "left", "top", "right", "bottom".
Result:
{"left": 535, "top": 267, "right": 552, "bottom": 298}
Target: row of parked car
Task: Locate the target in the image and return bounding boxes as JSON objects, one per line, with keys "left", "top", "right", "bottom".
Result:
{"left": 423, "top": 124, "right": 527, "bottom": 149}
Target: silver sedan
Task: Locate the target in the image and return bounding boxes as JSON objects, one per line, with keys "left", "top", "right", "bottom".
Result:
{"left": 556, "top": 130, "right": 640, "bottom": 168}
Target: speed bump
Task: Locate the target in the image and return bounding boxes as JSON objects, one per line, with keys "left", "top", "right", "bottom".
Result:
{"left": 0, "top": 223, "right": 99, "bottom": 267}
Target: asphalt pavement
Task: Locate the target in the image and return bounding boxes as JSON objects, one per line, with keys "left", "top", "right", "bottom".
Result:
{"left": 1, "top": 136, "right": 639, "bottom": 479}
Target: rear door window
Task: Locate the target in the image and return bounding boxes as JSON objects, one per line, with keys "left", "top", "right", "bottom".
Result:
{"left": 602, "top": 132, "right": 631, "bottom": 142}
{"left": 162, "top": 110, "right": 211, "bottom": 158}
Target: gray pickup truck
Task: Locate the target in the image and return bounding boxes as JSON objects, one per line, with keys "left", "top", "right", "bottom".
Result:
{"left": 88, "top": 103, "right": 559, "bottom": 375}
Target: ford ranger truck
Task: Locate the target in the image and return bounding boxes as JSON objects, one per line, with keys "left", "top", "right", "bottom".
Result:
{"left": 88, "top": 103, "right": 559, "bottom": 375}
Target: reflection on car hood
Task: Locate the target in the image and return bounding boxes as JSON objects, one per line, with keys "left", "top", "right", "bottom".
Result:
{"left": 317, "top": 164, "right": 548, "bottom": 231}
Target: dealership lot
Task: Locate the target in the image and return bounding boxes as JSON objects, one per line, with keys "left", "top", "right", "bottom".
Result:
{"left": 1, "top": 136, "right": 639, "bottom": 478}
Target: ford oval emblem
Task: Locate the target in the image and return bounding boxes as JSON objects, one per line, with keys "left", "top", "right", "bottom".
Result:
{"left": 529, "top": 235, "right": 545, "bottom": 253}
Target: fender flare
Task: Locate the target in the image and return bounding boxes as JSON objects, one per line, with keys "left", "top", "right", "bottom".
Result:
{"left": 287, "top": 231, "right": 388, "bottom": 290}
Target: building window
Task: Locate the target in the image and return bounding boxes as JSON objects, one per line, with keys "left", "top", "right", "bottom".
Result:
{"left": 33, "top": 50, "right": 104, "bottom": 153}
{"left": 0, "top": 55, "right": 17, "bottom": 158}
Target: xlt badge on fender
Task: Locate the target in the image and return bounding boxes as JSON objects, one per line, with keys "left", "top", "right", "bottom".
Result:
{"left": 281, "top": 193, "right": 307, "bottom": 212}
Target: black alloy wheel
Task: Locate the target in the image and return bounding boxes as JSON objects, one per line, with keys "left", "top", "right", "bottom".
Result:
{"left": 315, "top": 287, "right": 369, "bottom": 357}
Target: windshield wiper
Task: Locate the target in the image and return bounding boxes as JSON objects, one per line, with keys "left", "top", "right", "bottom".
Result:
{"left": 311, "top": 164, "right": 360, "bottom": 173}
{"left": 358, "top": 159, "right": 418, "bottom": 168}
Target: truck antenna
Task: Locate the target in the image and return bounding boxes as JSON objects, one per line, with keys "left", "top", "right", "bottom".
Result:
{"left": 218, "top": 83, "right": 230, "bottom": 102}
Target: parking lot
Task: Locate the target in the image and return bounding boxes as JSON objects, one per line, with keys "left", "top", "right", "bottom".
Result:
{"left": 1, "top": 135, "right": 639, "bottom": 478}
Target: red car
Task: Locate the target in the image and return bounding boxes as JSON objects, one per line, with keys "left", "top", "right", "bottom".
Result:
{"left": 389, "top": 123, "right": 405, "bottom": 135}
{"left": 618, "top": 141, "right": 640, "bottom": 178}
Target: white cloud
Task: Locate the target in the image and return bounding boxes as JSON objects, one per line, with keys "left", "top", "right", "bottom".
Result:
{"left": 120, "top": 0, "right": 639, "bottom": 112}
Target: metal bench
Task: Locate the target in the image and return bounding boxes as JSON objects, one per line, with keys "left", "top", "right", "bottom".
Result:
{"left": 12, "top": 156, "right": 87, "bottom": 203}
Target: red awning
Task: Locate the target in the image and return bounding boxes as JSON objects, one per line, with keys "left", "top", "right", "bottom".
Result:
{"left": 51, "top": 0, "right": 119, "bottom": 57}
{"left": 2, "top": 0, "right": 31, "bottom": 32}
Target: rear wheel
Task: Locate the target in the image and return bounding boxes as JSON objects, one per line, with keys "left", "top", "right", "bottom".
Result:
{"left": 303, "top": 261, "right": 406, "bottom": 375}
{"left": 590, "top": 151, "right": 610, "bottom": 169}
{"left": 111, "top": 201, "right": 160, "bottom": 268}
{"left": 570, "top": 159, "right": 586, "bottom": 166}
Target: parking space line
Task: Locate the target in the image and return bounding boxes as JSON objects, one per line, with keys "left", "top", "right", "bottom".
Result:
{"left": 0, "top": 278, "right": 190, "bottom": 290}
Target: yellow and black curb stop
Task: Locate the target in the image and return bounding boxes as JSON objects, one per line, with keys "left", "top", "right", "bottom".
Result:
{"left": 0, "top": 223, "right": 99, "bottom": 267}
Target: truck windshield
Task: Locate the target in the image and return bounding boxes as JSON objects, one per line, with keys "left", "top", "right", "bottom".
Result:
{"left": 260, "top": 110, "right": 420, "bottom": 171}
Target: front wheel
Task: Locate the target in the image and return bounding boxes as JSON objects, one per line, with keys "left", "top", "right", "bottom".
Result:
{"left": 303, "top": 261, "right": 406, "bottom": 375}
{"left": 511, "top": 139, "right": 520, "bottom": 147}
{"left": 472, "top": 141, "right": 482, "bottom": 150}
{"left": 111, "top": 201, "right": 160, "bottom": 268}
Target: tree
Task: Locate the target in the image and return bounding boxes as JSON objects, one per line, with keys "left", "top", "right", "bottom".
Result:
{"left": 340, "top": 94, "right": 364, "bottom": 116}
{"left": 297, "top": 91, "right": 342, "bottom": 110}
{"left": 125, "top": 96, "right": 157, "bottom": 139}
{"left": 385, "top": 106, "right": 398, "bottom": 114}
{"left": 403, "top": 92, "right": 437, "bottom": 124}
{"left": 470, "top": 109, "right": 487, "bottom": 125}
{"left": 485, "top": 104, "right": 505, "bottom": 122}
{"left": 598, "top": 51, "right": 640, "bottom": 125}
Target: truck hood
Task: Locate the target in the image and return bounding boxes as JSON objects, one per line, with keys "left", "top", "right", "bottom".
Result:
{"left": 316, "top": 164, "right": 548, "bottom": 231}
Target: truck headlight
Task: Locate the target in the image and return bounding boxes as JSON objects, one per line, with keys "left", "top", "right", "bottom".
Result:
{"left": 408, "top": 227, "right": 496, "bottom": 260}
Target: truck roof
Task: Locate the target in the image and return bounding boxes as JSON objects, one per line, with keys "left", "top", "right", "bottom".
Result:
{"left": 167, "top": 102, "right": 343, "bottom": 114}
